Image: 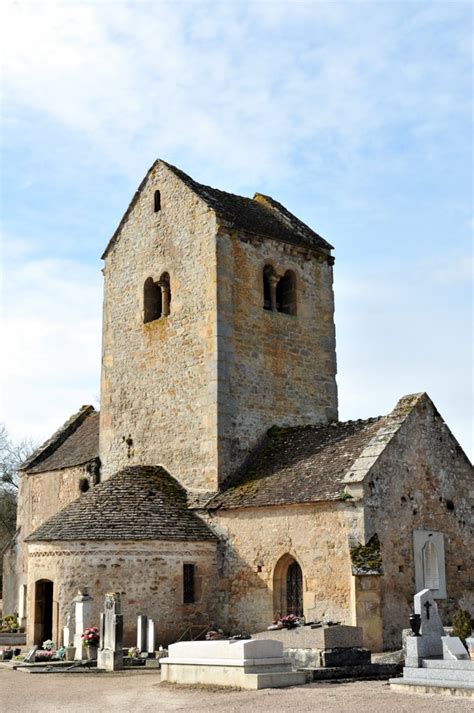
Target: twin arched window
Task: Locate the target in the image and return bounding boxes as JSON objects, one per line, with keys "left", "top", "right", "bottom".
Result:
{"left": 263, "top": 266, "right": 297, "bottom": 315}
{"left": 143, "top": 272, "right": 171, "bottom": 323}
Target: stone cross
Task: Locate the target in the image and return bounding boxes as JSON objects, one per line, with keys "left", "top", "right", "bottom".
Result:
{"left": 72, "top": 587, "right": 94, "bottom": 660}
{"left": 97, "top": 592, "right": 123, "bottom": 671}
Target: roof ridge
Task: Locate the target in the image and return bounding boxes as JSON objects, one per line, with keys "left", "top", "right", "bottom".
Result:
{"left": 21, "top": 405, "right": 96, "bottom": 472}
{"left": 102, "top": 159, "right": 334, "bottom": 258}
{"left": 342, "top": 393, "right": 428, "bottom": 487}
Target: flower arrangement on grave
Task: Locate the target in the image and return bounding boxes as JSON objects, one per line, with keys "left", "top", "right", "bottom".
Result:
{"left": 205, "top": 629, "right": 225, "bottom": 640}
{"left": 42, "top": 639, "right": 55, "bottom": 651}
{"left": 2, "top": 614, "right": 19, "bottom": 632}
{"left": 127, "top": 646, "right": 140, "bottom": 658}
{"left": 279, "top": 614, "right": 300, "bottom": 629}
{"left": 268, "top": 613, "right": 302, "bottom": 630}
{"left": 81, "top": 626, "right": 100, "bottom": 647}
{"left": 35, "top": 649, "right": 56, "bottom": 661}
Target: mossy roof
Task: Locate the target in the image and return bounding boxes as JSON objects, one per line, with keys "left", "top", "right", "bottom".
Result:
{"left": 26, "top": 466, "right": 216, "bottom": 542}
{"left": 206, "top": 418, "right": 386, "bottom": 510}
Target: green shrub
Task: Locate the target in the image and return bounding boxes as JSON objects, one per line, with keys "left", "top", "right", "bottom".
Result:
{"left": 452, "top": 609, "right": 473, "bottom": 645}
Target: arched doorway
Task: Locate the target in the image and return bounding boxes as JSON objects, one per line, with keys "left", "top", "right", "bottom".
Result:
{"left": 34, "top": 579, "right": 54, "bottom": 644}
{"left": 273, "top": 554, "right": 304, "bottom": 618}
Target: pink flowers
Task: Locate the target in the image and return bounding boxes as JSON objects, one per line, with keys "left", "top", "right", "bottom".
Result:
{"left": 279, "top": 614, "right": 300, "bottom": 628}
{"left": 81, "top": 626, "right": 100, "bottom": 646}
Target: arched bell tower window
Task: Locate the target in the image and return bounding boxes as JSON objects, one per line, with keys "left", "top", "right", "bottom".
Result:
{"left": 262, "top": 265, "right": 297, "bottom": 315}
{"left": 143, "top": 273, "right": 171, "bottom": 323}
{"left": 276, "top": 270, "right": 297, "bottom": 315}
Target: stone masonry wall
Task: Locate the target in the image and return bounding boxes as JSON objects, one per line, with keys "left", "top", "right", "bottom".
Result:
{"left": 363, "top": 398, "right": 474, "bottom": 649}
{"left": 100, "top": 163, "right": 219, "bottom": 491}
{"left": 2, "top": 465, "right": 91, "bottom": 616}
{"left": 209, "top": 502, "right": 352, "bottom": 634}
{"left": 216, "top": 230, "right": 338, "bottom": 480}
{"left": 26, "top": 539, "right": 218, "bottom": 647}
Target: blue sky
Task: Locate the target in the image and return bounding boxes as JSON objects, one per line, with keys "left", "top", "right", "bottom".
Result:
{"left": 1, "top": 0, "right": 472, "bottom": 458}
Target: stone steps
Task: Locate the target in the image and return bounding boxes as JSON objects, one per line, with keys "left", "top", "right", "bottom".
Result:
{"left": 246, "top": 671, "right": 307, "bottom": 689}
{"left": 422, "top": 659, "right": 473, "bottom": 671}
{"left": 403, "top": 666, "right": 474, "bottom": 684}
{"left": 390, "top": 678, "right": 474, "bottom": 698}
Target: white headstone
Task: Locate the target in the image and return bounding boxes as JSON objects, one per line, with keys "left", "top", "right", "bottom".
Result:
{"left": 147, "top": 618, "right": 155, "bottom": 654}
{"left": 63, "top": 625, "right": 71, "bottom": 648}
{"left": 413, "top": 530, "right": 447, "bottom": 599}
{"left": 442, "top": 636, "right": 469, "bottom": 661}
{"left": 72, "top": 587, "right": 94, "bottom": 660}
{"left": 97, "top": 592, "right": 123, "bottom": 671}
{"left": 405, "top": 589, "right": 445, "bottom": 666}
{"left": 18, "top": 584, "right": 27, "bottom": 623}
{"left": 414, "top": 588, "right": 444, "bottom": 637}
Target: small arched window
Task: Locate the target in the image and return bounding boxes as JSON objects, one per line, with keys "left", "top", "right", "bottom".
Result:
{"left": 79, "top": 477, "right": 90, "bottom": 494}
{"left": 273, "top": 554, "right": 304, "bottom": 618}
{"left": 154, "top": 190, "right": 161, "bottom": 213}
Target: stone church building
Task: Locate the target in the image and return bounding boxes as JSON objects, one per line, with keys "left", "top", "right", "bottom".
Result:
{"left": 3, "top": 160, "right": 473, "bottom": 651}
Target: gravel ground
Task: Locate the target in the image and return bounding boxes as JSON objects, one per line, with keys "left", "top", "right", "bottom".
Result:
{"left": 0, "top": 668, "right": 471, "bottom": 712}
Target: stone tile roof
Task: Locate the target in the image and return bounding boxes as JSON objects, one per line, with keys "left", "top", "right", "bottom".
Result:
{"left": 21, "top": 407, "right": 99, "bottom": 474}
{"left": 206, "top": 418, "right": 385, "bottom": 510}
{"left": 207, "top": 393, "right": 432, "bottom": 510}
{"left": 164, "top": 162, "right": 333, "bottom": 252}
{"left": 26, "top": 466, "right": 216, "bottom": 542}
{"left": 102, "top": 159, "right": 333, "bottom": 258}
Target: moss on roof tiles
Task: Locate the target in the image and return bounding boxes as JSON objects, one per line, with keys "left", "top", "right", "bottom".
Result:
{"left": 207, "top": 418, "right": 386, "bottom": 510}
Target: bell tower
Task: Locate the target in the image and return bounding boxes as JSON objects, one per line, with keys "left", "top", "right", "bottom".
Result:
{"left": 99, "top": 160, "right": 337, "bottom": 491}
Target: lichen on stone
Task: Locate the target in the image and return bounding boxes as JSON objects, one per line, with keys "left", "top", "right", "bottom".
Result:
{"left": 349, "top": 534, "right": 383, "bottom": 574}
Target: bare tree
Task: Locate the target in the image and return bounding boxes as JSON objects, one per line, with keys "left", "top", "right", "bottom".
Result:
{"left": 0, "top": 423, "right": 37, "bottom": 539}
{"left": 0, "top": 423, "right": 37, "bottom": 491}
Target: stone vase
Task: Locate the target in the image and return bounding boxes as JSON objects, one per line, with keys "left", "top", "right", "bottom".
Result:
{"left": 86, "top": 645, "right": 98, "bottom": 660}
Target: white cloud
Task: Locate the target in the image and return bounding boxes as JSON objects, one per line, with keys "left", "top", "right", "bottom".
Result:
{"left": 0, "top": 1, "right": 471, "bottom": 460}
{"left": 1, "top": 1, "right": 469, "bottom": 187}
{"left": 1, "top": 246, "right": 102, "bottom": 442}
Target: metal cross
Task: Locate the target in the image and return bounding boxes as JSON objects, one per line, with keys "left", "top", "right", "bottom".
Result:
{"left": 424, "top": 601, "right": 432, "bottom": 620}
